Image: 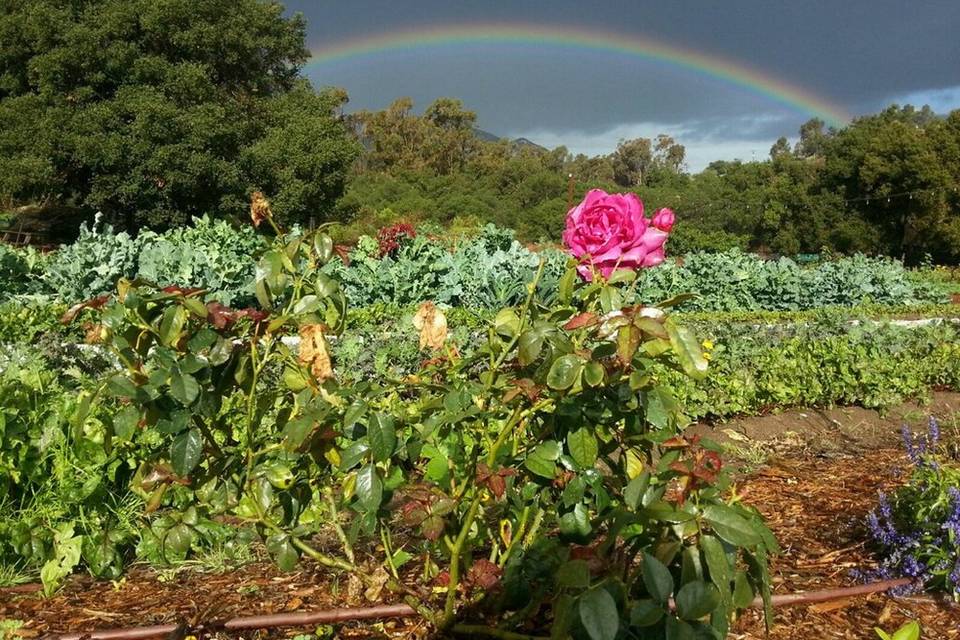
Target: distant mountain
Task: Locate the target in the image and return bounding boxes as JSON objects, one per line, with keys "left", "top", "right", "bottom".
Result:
{"left": 473, "top": 128, "right": 546, "bottom": 151}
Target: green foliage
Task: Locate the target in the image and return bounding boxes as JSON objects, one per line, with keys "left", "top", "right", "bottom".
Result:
{"left": 0, "top": 0, "right": 358, "bottom": 228}
{"left": 42, "top": 221, "right": 142, "bottom": 302}
{"left": 344, "top": 100, "right": 960, "bottom": 264}
{"left": 639, "top": 250, "right": 947, "bottom": 312}
{"left": 863, "top": 418, "right": 960, "bottom": 599}
{"left": 876, "top": 621, "right": 922, "bottom": 640}
{"left": 135, "top": 216, "right": 265, "bottom": 305}
{"left": 0, "top": 243, "right": 46, "bottom": 299}
{"left": 0, "top": 299, "right": 72, "bottom": 344}
{"left": 672, "top": 318, "right": 960, "bottom": 418}
{"left": 58, "top": 213, "right": 775, "bottom": 636}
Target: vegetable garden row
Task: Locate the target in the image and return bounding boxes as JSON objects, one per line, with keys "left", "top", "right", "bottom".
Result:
{"left": 2, "top": 191, "right": 959, "bottom": 639}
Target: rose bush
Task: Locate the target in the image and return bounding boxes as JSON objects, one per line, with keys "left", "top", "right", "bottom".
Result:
{"left": 563, "top": 189, "right": 672, "bottom": 280}
{"left": 69, "top": 195, "right": 775, "bottom": 638}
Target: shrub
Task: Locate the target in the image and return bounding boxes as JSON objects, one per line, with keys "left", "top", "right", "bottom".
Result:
{"left": 64, "top": 210, "right": 776, "bottom": 637}
{"left": 860, "top": 418, "right": 960, "bottom": 599}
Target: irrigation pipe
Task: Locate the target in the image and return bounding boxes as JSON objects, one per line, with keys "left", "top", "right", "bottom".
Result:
{"left": 38, "top": 577, "right": 913, "bottom": 640}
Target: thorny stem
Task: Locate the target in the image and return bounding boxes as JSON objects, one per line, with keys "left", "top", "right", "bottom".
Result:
{"left": 441, "top": 403, "right": 544, "bottom": 628}
{"left": 486, "top": 260, "right": 546, "bottom": 383}
{"left": 326, "top": 489, "right": 355, "bottom": 565}
{"left": 290, "top": 537, "right": 356, "bottom": 573}
{"left": 521, "top": 508, "right": 544, "bottom": 549}
{"left": 380, "top": 527, "right": 398, "bottom": 579}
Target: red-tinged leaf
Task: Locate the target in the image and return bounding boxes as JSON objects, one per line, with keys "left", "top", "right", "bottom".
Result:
{"left": 563, "top": 312, "right": 599, "bottom": 331}
{"left": 60, "top": 295, "right": 110, "bottom": 324}
{"left": 237, "top": 308, "right": 269, "bottom": 323}
{"left": 662, "top": 436, "right": 690, "bottom": 449}
{"left": 400, "top": 502, "right": 429, "bottom": 527}
{"left": 466, "top": 559, "right": 502, "bottom": 590}
{"left": 512, "top": 378, "right": 541, "bottom": 401}
{"left": 334, "top": 244, "right": 352, "bottom": 265}
{"left": 475, "top": 463, "right": 492, "bottom": 483}
{"left": 488, "top": 474, "right": 506, "bottom": 499}
{"left": 434, "top": 571, "right": 450, "bottom": 587}
{"left": 161, "top": 286, "right": 204, "bottom": 296}
{"left": 206, "top": 302, "right": 237, "bottom": 330}
{"left": 669, "top": 461, "right": 691, "bottom": 476}
{"left": 421, "top": 515, "right": 445, "bottom": 541}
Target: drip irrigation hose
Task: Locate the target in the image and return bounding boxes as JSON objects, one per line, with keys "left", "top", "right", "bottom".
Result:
{"left": 32, "top": 577, "right": 913, "bottom": 640}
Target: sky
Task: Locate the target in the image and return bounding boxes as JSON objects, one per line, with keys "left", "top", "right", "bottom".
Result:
{"left": 286, "top": 1, "right": 960, "bottom": 171}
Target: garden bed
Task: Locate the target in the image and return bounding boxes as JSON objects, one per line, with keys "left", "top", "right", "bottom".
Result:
{"left": 4, "top": 397, "right": 959, "bottom": 639}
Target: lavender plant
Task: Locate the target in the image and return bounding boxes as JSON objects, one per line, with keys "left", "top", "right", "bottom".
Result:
{"left": 860, "top": 417, "right": 960, "bottom": 599}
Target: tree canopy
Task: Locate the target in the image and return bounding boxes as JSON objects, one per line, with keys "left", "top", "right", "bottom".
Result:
{"left": 0, "top": 0, "right": 360, "bottom": 228}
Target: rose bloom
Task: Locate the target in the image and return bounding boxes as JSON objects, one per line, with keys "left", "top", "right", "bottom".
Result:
{"left": 562, "top": 189, "right": 672, "bottom": 280}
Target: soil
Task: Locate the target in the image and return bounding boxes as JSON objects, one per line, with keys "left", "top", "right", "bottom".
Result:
{"left": 3, "top": 394, "right": 960, "bottom": 639}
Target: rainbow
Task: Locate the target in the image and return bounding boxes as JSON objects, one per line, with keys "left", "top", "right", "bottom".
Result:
{"left": 305, "top": 23, "right": 850, "bottom": 128}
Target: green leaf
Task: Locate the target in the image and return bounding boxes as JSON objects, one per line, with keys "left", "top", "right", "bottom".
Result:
{"left": 624, "top": 472, "right": 650, "bottom": 510}
{"left": 701, "top": 535, "right": 732, "bottom": 601}
{"left": 182, "top": 296, "right": 208, "bottom": 319}
{"left": 158, "top": 305, "right": 188, "bottom": 347}
{"left": 559, "top": 503, "right": 591, "bottom": 537}
{"left": 343, "top": 400, "right": 368, "bottom": 432}
{"left": 264, "top": 463, "right": 294, "bottom": 489}
{"left": 732, "top": 571, "right": 754, "bottom": 609}
{"left": 578, "top": 588, "right": 619, "bottom": 640}
{"left": 525, "top": 453, "right": 556, "bottom": 479}
{"left": 168, "top": 371, "right": 200, "bottom": 406}
{"left": 629, "top": 599, "right": 664, "bottom": 627}
{"left": 556, "top": 559, "right": 591, "bottom": 589}
{"left": 665, "top": 319, "right": 708, "bottom": 380}
{"left": 164, "top": 523, "right": 193, "bottom": 557}
{"left": 675, "top": 580, "right": 721, "bottom": 621}
{"left": 518, "top": 328, "right": 545, "bottom": 366}
{"left": 656, "top": 293, "right": 697, "bottom": 309}
{"left": 558, "top": 267, "right": 577, "bottom": 305}
{"left": 266, "top": 534, "right": 299, "bottom": 571}
{"left": 107, "top": 375, "right": 138, "bottom": 399}
{"left": 356, "top": 464, "right": 383, "bottom": 511}
{"left": 702, "top": 505, "right": 762, "bottom": 547}
{"left": 583, "top": 361, "right": 604, "bottom": 387}
{"left": 170, "top": 428, "right": 203, "bottom": 477}
{"left": 112, "top": 405, "right": 140, "bottom": 441}
{"left": 642, "top": 552, "right": 674, "bottom": 605}
{"left": 293, "top": 294, "right": 322, "bottom": 315}
{"left": 664, "top": 616, "right": 695, "bottom": 640}
{"left": 606, "top": 269, "right": 636, "bottom": 284}
{"left": 367, "top": 413, "right": 397, "bottom": 463}
{"left": 547, "top": 354, "right": 584, "bottom": 390}
{"left": 282, "top": 417, "right": 314, "bottom": 451}
{"left": 314, "top": 233, "right": 334, "bottom": 264}
{"left": 494, "top": 308, "right": 521, "bottom": 338}
{"left": 891, "top": 622, "right": 921, "bottom": 640}
{"left": 567, "top": 427, "right": 598, "bottom": 469}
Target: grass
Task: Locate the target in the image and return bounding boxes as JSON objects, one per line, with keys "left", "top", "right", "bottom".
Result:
{"left": 0, "top": 564, "right": 33, "bottom": 589}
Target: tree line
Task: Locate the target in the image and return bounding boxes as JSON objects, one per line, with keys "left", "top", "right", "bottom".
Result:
{"left": 1, "top": 1, "right": 958, "bottom": 262}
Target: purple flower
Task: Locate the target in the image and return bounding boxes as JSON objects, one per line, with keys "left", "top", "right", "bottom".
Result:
{"left": 945, "top": 487, "right": 960, "bottom": 538}
{"left": 929, "top": 416, "right": 940, "bottom": 448}
{"left": 902, "top": 424, "right": 922, "bottom": 464}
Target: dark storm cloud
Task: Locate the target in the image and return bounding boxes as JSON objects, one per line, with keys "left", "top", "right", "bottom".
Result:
{"left": 284, "top": 1, "right": 960, "bottom": 166}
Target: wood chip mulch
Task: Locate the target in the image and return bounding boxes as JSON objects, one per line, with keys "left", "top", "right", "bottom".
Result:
{"left": 732, "top": 449, "right": 959, "bottom": 639}
{"left": 2, "top": 449, "right": 958, "bottom": 639}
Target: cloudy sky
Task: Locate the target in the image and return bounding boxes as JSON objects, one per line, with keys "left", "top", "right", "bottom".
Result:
{"left": 286, "top": 1, "right": 960, "bottom": 171}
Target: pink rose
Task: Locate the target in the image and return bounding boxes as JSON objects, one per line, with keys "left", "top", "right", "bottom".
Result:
{"left": 652, "top": 208, "right": 675, "bottom": 232}
{"left": 562, "top": 189, "right": 671, "bottom": 280}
